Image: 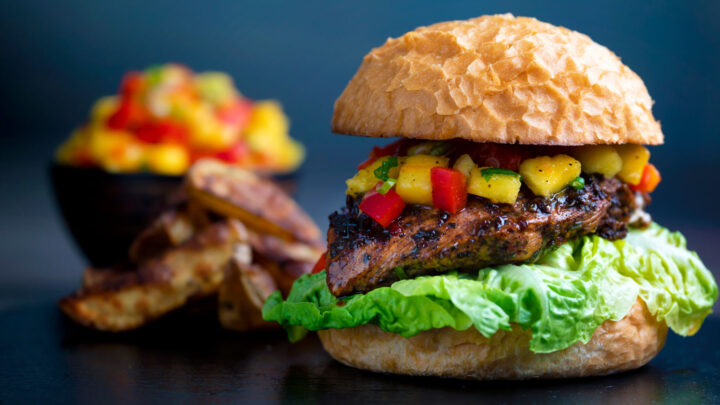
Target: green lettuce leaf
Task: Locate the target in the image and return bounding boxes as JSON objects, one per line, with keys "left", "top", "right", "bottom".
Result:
{"left": 263, "top": 224, "right": 717, "bottom": 353}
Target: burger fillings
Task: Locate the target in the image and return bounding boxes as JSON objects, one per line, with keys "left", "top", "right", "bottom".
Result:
{"left": 263, "top": 14, "right": 717, "bottom": 379}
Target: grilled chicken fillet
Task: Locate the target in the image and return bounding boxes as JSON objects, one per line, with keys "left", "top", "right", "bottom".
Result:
{"left": 326, "top": 175, "right": 645, "bottom": 297}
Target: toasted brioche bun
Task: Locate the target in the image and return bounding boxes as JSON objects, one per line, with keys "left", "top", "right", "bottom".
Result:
{"left": 318, "top": 299, "right": 667, "bottom": 380}
{"left": 333, "top": 14, "right": 663, "bottom": 146}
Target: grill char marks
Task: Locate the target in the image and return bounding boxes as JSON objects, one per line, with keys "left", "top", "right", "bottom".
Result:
{"left": 327, "top": 175, "right": 640, "bottom": 297}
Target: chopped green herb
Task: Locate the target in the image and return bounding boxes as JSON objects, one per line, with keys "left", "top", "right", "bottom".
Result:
{"left": 570, "top": 176, "right": 585, "bottom": 190}
{"left": 374, "top": 156, "right": 398, "bottom": 181}
{"left": 481, "top": 168, "right": 521, "bottom": 181}
{"left": 378, "top": 178, "right": 396, "bottom": 194}
{"left": 429, "top": 142, "right": 451, "bottom": 156}
{"left": 144, "top": 65, "right": 165, "bottom": 86}
{"left": 393, "top": 266, "right": 408, "bottom": 280}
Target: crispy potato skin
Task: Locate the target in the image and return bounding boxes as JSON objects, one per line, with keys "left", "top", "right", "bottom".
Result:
{"left": 59, "top": 220, "right": 247, "bottom": 331}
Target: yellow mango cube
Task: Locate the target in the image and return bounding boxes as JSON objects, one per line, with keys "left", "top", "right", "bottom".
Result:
{"left": 468, "top": 167, "right": 522, "bottom": 204}
{"left": 519, "top": 154, "right": 581, "bottom": 197}
{"left": 345, "top": 156, "right": 402, "bottom": 196}
{"left": 245, "top": 101, "right": 289, "bottom": 136}
{"left": 394, "top": 155, "right": 448, "bottom": 205}
{"left": 615, "top": 145, "right": 650, "bottom": 185}
{"left": 90, "top": 96, "right": 119, "bottom": 123}
{"left": 88, "top": 129, "right": 144, "bottom": 173}
{"left": 147, "top": 144, "right": 190, "bottom": 176}
{"left": 188, "top": 105, "right": 235, "bottom": 150}
{"left": 453, "top": 154, "right": 475, "bottom": 179}
{"left": 405, "top": 154, "right": 449, "bottom": 168}
{"left": 396, "top": 165, "right": 435, "bottom": 205}
{"left": 572, "top": 145, "right": 623, "bottom": 178}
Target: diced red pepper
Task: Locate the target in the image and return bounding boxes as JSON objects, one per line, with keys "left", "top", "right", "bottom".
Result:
{"left": 135, "top": 119, "right": 188, "bottom": 144}
{"left": 107, "top": 99, "right": 146, "bottom": 130}
{"left": 214, "top": 142, "right": 249, "bottom": 164}
{"left": 359, "top": 187, "right": 406, "bottom": 227}
{"left": 431, "top": 167, "right": 467, "bottom": 214}
{"left": 120, "top": 71, "right": 145, "bottom": 98}
{"left": 630, "top": 163, "right": 661, "bottom": 193}
{"left": 217, "top": 98, "right": 252, "bottom": 128}
{"left": 311, "top": 252, "right": 327, "bottom": 274}
{"left": 357, "top": 139, "right": 407, "bottom": 170}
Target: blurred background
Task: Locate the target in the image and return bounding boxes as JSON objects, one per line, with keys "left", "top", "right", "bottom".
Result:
{"left": 1, "top": 0, "right": 719, "bottom": 308}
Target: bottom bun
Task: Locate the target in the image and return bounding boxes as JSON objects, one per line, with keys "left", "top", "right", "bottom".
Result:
{"left": 318, "top": 299, "right": 667, "bottom": 380}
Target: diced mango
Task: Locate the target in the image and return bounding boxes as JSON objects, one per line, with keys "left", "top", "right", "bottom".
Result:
{"left": 572, "top": 145, "right": 622, "bottom": 178}
{"left": 147, "top": 144, "right": 189, "bottom": 176}
{"left": 468, "top": 167, "right": 521, "bottom": 204}
{"left": 615, "top": 145, "right": 650, "bottom": 185}
{"left": 519, "top": 154, "right": 581, "bottom": 197}
{"left": 453, "top": 154, "right": 475, "bottom": 180}
{"left": 396, "top": 165, "right": 435, "bottom": 205}
{"left": 404, "top": 154, "right": 449, "bottom": 168}
{"left": 245, "top": 101, "right": 289, "bottom": 137}
{"left": 187, "top": 104, "right": 235, "bottom": 150}
{"left": 90, "top": 96, "right": 119, "bottom": 123}
{"left": 395, "top": 155, "right": 449, "bottom": 205}
{"left": 346, "top": 156, "right": 401, "bottom": 196}
{"left": 88, "top": 129, "right": 145, "bottom": 173}
{"left": 273, "top": 139, "right": 305, "bottom": 172}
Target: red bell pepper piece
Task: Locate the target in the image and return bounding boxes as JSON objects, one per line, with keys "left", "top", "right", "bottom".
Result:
{"left": 311, "top": 252, "right": 327, "bottom": 274}
{"left": 107, "top": 99, "right": 146, "bottom": 130}
{"left": 135, "top": 119, "right": 188, "bottom": 144}
{"left": 431, "top": 167, "right": 467, "bottom": 214}
{"left": 630, "top": 163, "right": 661, "bottom": 193}
{"left": 120, "top": 71, "right": 145, "bottom": 98}
{"left": 215, "top": 142, "right": 249, "bottom": 164}
{"left": 217, "top": 99, "right": 252, "bottom": 128}
{"left": 357, "top": 139, "right": 407, "bottom": 170}
{"left": 359, "top": 187, "right": 406, "bottom": 227}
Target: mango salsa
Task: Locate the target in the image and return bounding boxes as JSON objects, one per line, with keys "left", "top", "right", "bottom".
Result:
{"left": 404, "top": 154, "right": 449, "bottom": 168}
{"left": 346, "top": 156, "right": 401, "bottom": 197}
{"left": 396, "top": 165, "right": 434, "bottom": 205}
{"left": 147, "top": 144, "right": 190, "bottom": 175}
{"left": 519, "top": 154, "right": 581, "bottom": 197}
{"left": 572, "top": 145, "right": 622, "bottom": 178}
{"left": 468, "top": 167, "right": 521, "bottom": 204}
{"left": 616, "top": 145, "right": 650, "bottom": 185}
{"left": 55, "top": 64, "right": 305, "bottom": 175}
{"left": 87, "top": 129, "right": 144, "bottom": 173}
{"left": 395, "top": 155, "right": 448, "bottom": 205}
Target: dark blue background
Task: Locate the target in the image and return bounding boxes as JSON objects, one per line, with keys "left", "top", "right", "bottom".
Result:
{"left": 1, "top": 0, "right": 719, "bottom": 307}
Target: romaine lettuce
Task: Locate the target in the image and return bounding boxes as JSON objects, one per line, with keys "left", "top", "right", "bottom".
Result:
{"left": 263, "top": 224, "right": 717, "bottom": 353}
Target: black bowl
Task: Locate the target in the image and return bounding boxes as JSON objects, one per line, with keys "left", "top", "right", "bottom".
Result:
{"left": 50, "top": 164, "right": 300, "bottom": 267}
{"left": 50, "top": 164, "right": 184, "bottom": 267}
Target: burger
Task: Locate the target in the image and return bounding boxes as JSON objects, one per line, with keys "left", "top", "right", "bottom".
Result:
{"left": 263, "top": 14, "right": 717, "bottom": 379}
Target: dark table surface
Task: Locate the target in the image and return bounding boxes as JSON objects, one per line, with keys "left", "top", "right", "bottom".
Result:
{"left": 1, "top": 300, "right": 718, "bottom": 404}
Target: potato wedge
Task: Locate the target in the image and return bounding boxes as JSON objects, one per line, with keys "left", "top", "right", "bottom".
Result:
{"left": 218, "top": 258, "right": 280, "bottom": 332}
{"left": 59, "top": 220, "right": 248, "bottom": 332}
{"left": 129, "top": 210, "right": 195, "bottom": 264}
{"left": 186, "top": 159, "right": 322, "bottom": 246}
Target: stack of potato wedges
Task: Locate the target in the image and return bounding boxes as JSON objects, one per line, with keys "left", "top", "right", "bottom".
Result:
{"left": 60, "top": 159, "right": 324, "bottom": 332}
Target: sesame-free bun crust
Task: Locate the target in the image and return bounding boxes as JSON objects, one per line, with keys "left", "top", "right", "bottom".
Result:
{"left": 318, "top": 299, "right": 666, "bottom": 380}
{"left": 332, "top": 14, "right": 663, "bottom": 146}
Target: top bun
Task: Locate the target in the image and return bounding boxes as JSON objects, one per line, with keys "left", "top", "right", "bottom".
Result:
{"left": 332, "top": 14, "right": 663, "bottom": 146}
